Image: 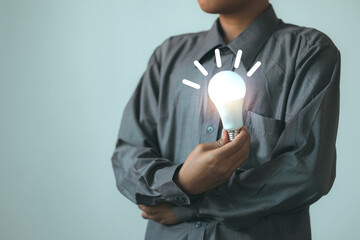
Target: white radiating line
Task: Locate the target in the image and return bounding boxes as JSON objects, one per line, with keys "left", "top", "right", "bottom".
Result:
{"left": 182, "top": 79, "right": 200, "bottom": 89}
{"left": 215, "top": 49, "right": 222, "bottom": 68}
{"left": 234, "top": 50, "right": 243, "bottom": 69}
{"left": 194, "top": 60, "right": 208, "bottom": 76}
{"left": 247, "top": 61, "right": 262, "bottom": 77}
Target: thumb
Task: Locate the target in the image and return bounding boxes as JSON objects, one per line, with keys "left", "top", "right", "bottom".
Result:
{"left": 214, "top": 129, "right": 229, "bottom": 148}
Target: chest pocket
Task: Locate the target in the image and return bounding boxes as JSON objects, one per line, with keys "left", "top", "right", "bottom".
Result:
{"left": 243, "top": 110, "right": 285, "bottom": 169}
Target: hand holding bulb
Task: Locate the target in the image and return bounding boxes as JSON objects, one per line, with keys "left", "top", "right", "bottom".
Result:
{"left": 175, "top": 72, "right": 250, "bottom": 194}
{"left": 175, "top": 128, "right": 250, "bottom": 195}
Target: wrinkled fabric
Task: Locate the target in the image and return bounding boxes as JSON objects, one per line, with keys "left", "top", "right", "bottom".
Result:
{"left": 111, "top": 5, "right": 340, "bottom": 240}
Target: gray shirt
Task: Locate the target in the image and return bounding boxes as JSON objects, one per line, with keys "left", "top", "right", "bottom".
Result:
{"left": 111, "top": 5, "right": 340, "bottom": 240}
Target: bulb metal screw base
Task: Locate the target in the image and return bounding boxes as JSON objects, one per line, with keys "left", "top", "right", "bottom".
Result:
{"left": 228, "top": 129, "right": 240, "bottom": 142}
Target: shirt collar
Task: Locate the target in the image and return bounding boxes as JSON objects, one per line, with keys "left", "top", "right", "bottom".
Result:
{"left": 194, "top": 4, "right": 280, "bottom": 70}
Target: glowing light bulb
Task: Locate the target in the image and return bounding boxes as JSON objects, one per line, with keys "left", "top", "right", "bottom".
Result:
{"left": 208, "top": 70, "right": 246, "bottom": 141}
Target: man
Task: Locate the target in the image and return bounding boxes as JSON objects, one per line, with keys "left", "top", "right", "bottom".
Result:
{"left": 111, "top": 0, "right": 340, "bottom": 239}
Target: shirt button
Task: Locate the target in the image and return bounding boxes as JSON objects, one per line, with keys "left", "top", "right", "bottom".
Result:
{"left": 206, "top": 125, "right": 214, "bottom": 133}
{"left": 195, "top": 221, "right": 202, "bottom": 228}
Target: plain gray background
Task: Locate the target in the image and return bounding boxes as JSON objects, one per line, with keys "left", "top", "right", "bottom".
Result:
{"left": 1, "top": 0, "right": 359, "bottom": 239}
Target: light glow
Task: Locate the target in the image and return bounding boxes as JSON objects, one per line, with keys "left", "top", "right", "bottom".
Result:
{"left": 194, "top": 60, "right": 208, "bottom": 76}
{"left": 182, "top": 79, "right": 200, "bottom": 89}
{"left": 183, "top": 50, "right": 262, "bottom": 94}
{"left": 215, "top": 49, "right": 222, "bottom": 68}
{"left": 247, "top": 61, "right": 261, "bottom": 77}
{"left": 234, "top": 50, "right": 242, "bottom": 69}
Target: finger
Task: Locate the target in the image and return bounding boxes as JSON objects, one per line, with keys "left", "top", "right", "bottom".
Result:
{"left": 138, "top": 205, "right": 149, "bottom": 211}
{"left": 230, "top": 128, "right": 250, "bottom": 157}
{"left": 215, "top": 127, "right": 249, "bottom": 156}
{"left": 221, "top": 129, "right": 229, "bottom": 144}
{"left": 214, "top": 129, "right": 229, "bottom": 148}
{"left": 138, "top": 205, "right": 156, "bottom": 214}
{"left": 141, "top": 211, "right": 151, "bottom": 219}
{"left": 231, "top": 126, "right": 250, "bottom": 147}
{"left": 227, "top": 140, "right": 250, "bottom": 164}
{"left": 227, "top": 136, "right": 250, "bottom": 169}
{"left": 198, "top": 129, "right": 230, "bottom": 152}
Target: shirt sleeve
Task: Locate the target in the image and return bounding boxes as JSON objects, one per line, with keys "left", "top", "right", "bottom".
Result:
{"left": 111, "top": 47, "right": 190, "bottom": 206}
{"left": 197, "top": 43, "right": 341, "bottom": 230}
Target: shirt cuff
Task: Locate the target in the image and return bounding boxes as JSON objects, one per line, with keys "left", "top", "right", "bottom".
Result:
{"left": 155, "top": 164, "right": 191, "bottom": 206}
{"left": 172, "top": 205, "right": 199, "bottom": 222}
